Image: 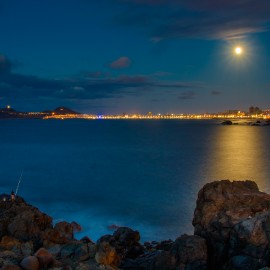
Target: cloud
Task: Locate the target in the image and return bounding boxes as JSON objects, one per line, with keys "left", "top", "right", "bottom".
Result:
{"left": 116, "top": 0, "right": 270, "bottom": 40}
{"left": 178, "top": 91, "right": 197, "bottom": 100}
{"left": 108, "top": 56, "right": 131, "bottom": 69}
{"left": 83, "top": 71, "right": 111, "bottom": 78}
{"left": 152, "top": 71, "right": 173, "bottom": 77}
{"left": 0, "top": 54, "right": 204, "bottom": 107}
{"left": 211, "top": 90, "right": 221, "bottom": 95}
{"left": 0, "top": 55, "right": 12, "bottom": 74}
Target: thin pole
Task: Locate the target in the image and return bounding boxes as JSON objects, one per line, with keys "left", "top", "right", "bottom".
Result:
{"left": 15, "top": 171, "right": 23, "bottom": 196}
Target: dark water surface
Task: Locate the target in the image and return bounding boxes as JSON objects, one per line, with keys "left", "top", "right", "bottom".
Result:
{"left": 0, "top": 119, "right": 269, "bottom": 241}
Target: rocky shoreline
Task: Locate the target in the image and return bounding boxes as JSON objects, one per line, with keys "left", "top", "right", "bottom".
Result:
{"left": 1, "top": 180, "right": 270, "bottom": 270}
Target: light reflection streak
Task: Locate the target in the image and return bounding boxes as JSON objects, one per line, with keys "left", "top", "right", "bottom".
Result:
{"left": 206, "top": 125, "right": 268, "bottom": 191}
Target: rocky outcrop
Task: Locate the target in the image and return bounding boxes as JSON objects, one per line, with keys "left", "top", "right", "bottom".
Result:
{"left": 122, "top": 234, "right": 207, "bottom": 270}
{"left": 193, "top": 180, "right": 270, "bottom": 270}
{"left": 0, "top": 197, "right": 52, "bottom": 248}
{"left": 95, "top": 227, "right": 144, "bottom": 268}
{"left": 34, "top": 248, "right": 54, "bottom": 269}
{"left": 0, "top": 197, "right": 96, "bottom": 269}
{"left": 20, "top": 256, "right": 39, "bottom": 270}
{"left": 43, "top": 221, "right": 77, "bottom": 246}
{"left": 221, "top": 120, "right": 233, "bottom": 125}
{"left": 3, "top": 180, "right": 270, "bottom": 269}
{"left": 0, "top": 189, "right": 215, "bottom": 269}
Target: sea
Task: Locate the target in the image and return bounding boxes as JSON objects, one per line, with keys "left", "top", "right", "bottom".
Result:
{"left": 0, "top": 119, "right": 270, "bottom": 242}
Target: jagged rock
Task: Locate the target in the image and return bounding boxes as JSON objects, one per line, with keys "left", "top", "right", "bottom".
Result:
{"left": 6, "top": 180, "right": 270, "bottom": 270}
{"left": 0, "top": 236, "right": 34, "bottom": 257}
{"left": 61, "top": 265, "right": 73, "bottom": 270}
{"left": 87, "top": 244, "right": 97, "bottom": 259}
{"left": 225, "top": 255, "right": 261, "bottom": 270}
{"left": 43, "top": 229, "right": 66, "bottom": 246}
{"left": 221, "top": 120, "right": 233, "bottom": 125}
{"left": 80, "top": 236, "right": 93, "bottom": 244}
{"left": 54, "top": 222, "right": 74, "bottom": 241}
{"left": 45, "top": 244, "right": 62, "bottom": 257}
{"left": 34, "top": 248, "right": 54, "bottom": 269}
{"left": 169, "top": 235, "right": 207, "bottom": 269}
{"left": 0, "top": 236, "right": 21, "bottom": 255}
{"left": 193, "top": 180, "right": 270, "bottom": 269}
{"left": 43, "top": 221, "right": 76, "bottom": 246}
{"left": 1, "top": 266, "right": 22, "bottom": 270}
{"left": 122, "top": 235, "right": 207, "bottom": 270}
{"left": 144, "top": 240, "right": 174, "bottom": 252}
{"left": 153, "top": 251, "right": 175, "bottom": 270}
{"left": 0, "top": 251, "right": 22, "bottom": 267}
{"left": 0, "top": 236, "right": 21, "bottom": 250}
{"left": 71, "top": 222, "right": 82, "bottom": 233}
{"left": 225, "top": 211, "right": 270, "bottom": 269}
{"left": 1, "top": 206, "right": 82, "bottom": 249}
{"left": 74, "top": 262, "right": 100, "bottom": 270}
{"left": 155, "top": 240, "right": 174, "bottom": 251}
{"left": 8, "top": 210, "right": 52, "bottom": 243}
{"left": 20, "top": 242, "right": 34, "bottom": 257}
{"left": 95, "top": 240, "right": 119, "bottom": 266}
{"left": 112, "top": 227, "right": 144, "bottom": 259}
{"left": 74, "top": 263, "right": 91, "bottom": 270}
{"left": 43, "top": 220, "right": 81, "bottom": 246}
{"left": 20, "top": 256, "right": 39, "bottom": 270}
{"left": 113, "top": 227, "right": 140, "bottom": 245}
{"left": 95, "top": 227, "right": 144, "bottom": 267}
{"left": 59, "top": 242, "right": 91, "bottom": 261}
{"left": 122, "top": 251, "right": 159, "bottom": 270}
{"left": 0, "top": 198, "right": 53, "bottom": 248}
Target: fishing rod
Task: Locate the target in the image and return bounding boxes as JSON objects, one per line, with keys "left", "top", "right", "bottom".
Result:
{"left": 15, "top": 171, "right": 23, "bottom": 196}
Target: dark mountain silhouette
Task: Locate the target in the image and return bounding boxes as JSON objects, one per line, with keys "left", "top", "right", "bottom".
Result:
{"left": 0, "top": 106, "right": 80, "bottom": 119}
{"left": 43, "top": 106, "right": 80, "bottom": 115}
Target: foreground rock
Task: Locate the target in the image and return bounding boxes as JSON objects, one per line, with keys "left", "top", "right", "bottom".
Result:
{"left": 193, "top": 180, "right": 270, "bottom": 270}
{"left": 0, "top": 196, "right": 52, "bottom": 248}
{"left": 95, "top": 227, "right": 144, "bottom": 267}
{"left": 122, "top": 234, "right": 207, "bottom": 270}
{"left": 0, "top": 197, "right": 97, "bottom": 269}
{"left": 3, "top": 180, "right": 270, "bottom": 269}
{"left": 221, "top": 120, "right": 233, "bottom": 125}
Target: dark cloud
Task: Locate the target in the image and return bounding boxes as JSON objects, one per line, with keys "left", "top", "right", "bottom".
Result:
{"left": 0, "top": 54, "right": 203, "bottom": 106}
{"left": 151, "top": 98, "right": 163, "bottom": 102}
{"left": 152, "top": 71, "right": 173, "bottom": 77}
{"left": 178, "top": 91, "right": 197, "bottom": 100}
{"left": 116, "top": 0, "right": 270, "bottom": 40}
{"left": 211, "top": 90, "right": 221, "bottom": 95}
{"left": 108, "top": 56, "right": 132, "bottom": 69}
{"left": 0, "top": 55, "right": 13, "bottom": 74}
{"left": 157, "top": 81, "right": 203, "bottom": 89}
{"left": 83, "top": 71, "right": 111, "bottom": 78}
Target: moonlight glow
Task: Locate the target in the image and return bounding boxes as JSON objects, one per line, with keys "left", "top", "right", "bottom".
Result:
{"left": 235, "top": 47, "right": 243, "bottom": 55}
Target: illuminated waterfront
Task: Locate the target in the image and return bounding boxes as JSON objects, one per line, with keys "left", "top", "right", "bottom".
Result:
{"left": 2, "top": 105, "right": 270, "bottom": 120}
{"left": 43, "top": 111, "right": 270, "bottom": 120}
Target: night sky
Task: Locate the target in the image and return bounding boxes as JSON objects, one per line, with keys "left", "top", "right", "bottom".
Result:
{"left": 1, "top": 0, "right": 270, "bottom": 114}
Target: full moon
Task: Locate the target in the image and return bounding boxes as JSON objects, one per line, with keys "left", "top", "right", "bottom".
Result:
{"left": 235, "top": 47, "right": 243, "bottom": 55}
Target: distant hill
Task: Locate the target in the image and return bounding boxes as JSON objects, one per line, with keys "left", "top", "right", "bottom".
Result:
{"left": 0, "top": 106, "right": 80, "bottom": 119}
{"left": 43, "top": 107, "right": 80, "bottom": 115}
{"left": 0, "top": 107, "right": 23, "bottom": 118}
{"left": 0, "top": 107, "right": 16, "bottom": 113}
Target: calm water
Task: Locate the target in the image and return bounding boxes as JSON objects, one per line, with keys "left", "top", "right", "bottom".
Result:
{"left": 0, "top": 119, "right": 270, "bottom": 241}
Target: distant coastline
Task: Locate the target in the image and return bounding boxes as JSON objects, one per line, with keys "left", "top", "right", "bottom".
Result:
{"left": 1, "top": 105, "right": 270, "bottom": 120}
